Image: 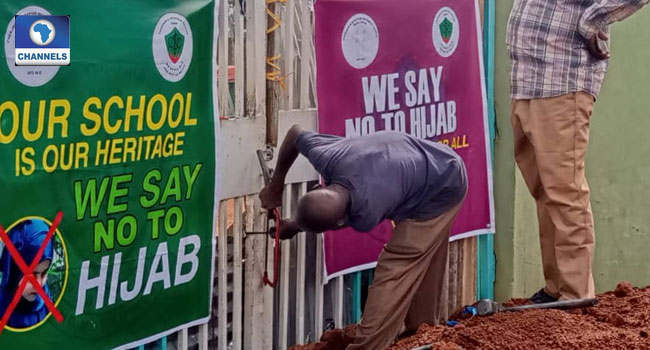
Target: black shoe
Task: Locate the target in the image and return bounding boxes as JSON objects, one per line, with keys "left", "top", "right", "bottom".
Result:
{"left": 530, "top": 288, "right": 559, "bottom": 304}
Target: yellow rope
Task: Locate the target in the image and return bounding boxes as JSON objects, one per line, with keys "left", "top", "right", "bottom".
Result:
{"left": 266, "top": 55, "right": 287, "bottom": 90}
{"left": 266, "top": 0, "right": 288, "bottom": 34}
{"left": 266, "top": 0, "right": 289, "bottom": 90}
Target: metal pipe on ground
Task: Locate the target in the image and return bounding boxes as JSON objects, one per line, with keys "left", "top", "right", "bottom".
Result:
{"left": 409, "top": 345, "right": 433, "bottom": 350}
{"left": 476, "top": 298, "right": 598, "bottom": 317}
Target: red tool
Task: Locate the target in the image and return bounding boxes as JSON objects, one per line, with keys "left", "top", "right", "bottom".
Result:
{"left": 257, "top": 147, "right": 281, "bottom": 288}
{"left": 263, "top": 208, "right": 281, "bottom": 287}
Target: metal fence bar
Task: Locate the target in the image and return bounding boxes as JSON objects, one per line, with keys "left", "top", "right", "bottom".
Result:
{"left": 334, "top": 276, "right": 344, "bottom": 328}
{"left": 447, "top": 242, "right": 459, "bottom": 314}
{"left": 278, "top": 185, "right": 292, "bottom": 350}
{"left": 478, "top": 0, "right": 496, "bottom": 302}
{"left": 352, "top": 272, "right": 362, "bottom": 323}
{"left": 299, "top": 0, "right": 311, "bottom": 109}
{"left": 218, "top": 0, "right": 230, "bottom": 117}
{"left": 157, "top": 337, "right": 167, "bottom": 350}
{"left": 245, "top": 0, "right": 267, "bottom": 117}
{"left": 439, "top": 253, "right": 450, "bottom": 320}
{"left": 177, "top": 328, "right": 189, "bottom": 350}
{"left": 199, "top": 323, "right": 209, "bottom": 350}
{"left": 314, "top": 234, "right": 324, "bottom": 340}
{"left": 243, "top": 195, "right": 274, "bottom": 350}
{"left": 309, "top": 38, "right": 317, "bottom": 109}
{"left": 234, "top": 0, "right": 245, "bottom": 118}
{"left": 218, "top": 203, "right": 228, "bottom": 350}
{"left": 254, "top": 0, "right": 267, "bottom": 117}
{"left": 283, "top": 0, "right": 296, "bottom": 111}
{"left": 295, "top": 183, "right": 307, "bottom": 344}
{"left": 233, "top": 197, "right": 244, "bottom": 350}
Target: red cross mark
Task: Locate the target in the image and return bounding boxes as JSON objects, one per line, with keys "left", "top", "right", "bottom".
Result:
{"left": 0, "top": 212, "right": 64, "bottom": 334}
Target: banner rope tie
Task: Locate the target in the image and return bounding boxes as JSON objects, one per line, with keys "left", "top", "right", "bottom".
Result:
{"left": 266, "top": 0, "right": 289, "bottom": 90}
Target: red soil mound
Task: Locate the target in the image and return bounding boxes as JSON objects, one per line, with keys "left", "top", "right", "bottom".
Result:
{"left": 292, "top": 282, "right": 650, "bottom": 350}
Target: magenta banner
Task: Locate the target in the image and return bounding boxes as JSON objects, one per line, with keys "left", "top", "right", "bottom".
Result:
{"left": 314, "top": 0, "right": 494, "bottom": 280}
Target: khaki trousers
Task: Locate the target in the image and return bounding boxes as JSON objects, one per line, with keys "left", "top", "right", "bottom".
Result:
{"left": 347, "top": 199, "right": 464, "bottom": 350}
{"left": 511, "top": 92, "right": 596, "bottom": 300}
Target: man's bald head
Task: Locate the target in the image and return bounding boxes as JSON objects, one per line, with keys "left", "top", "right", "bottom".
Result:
{"left": 296, "top": 185, "right": 349, "bottom": 233}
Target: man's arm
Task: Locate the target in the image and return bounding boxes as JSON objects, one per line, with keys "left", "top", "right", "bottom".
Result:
{"left": 580, "top": 0, "right": 649, "bottom": 58}
{"left": 259, "top": 124, "right": 306, "bottom": 209}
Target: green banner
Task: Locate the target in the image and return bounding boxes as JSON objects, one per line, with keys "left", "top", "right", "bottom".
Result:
{"left": 0, "top": 1, "right": 218, "bottom": 349}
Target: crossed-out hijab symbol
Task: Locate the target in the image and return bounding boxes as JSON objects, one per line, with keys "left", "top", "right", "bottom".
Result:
{"left": 0, "top": 212, "right": 64, "bottom": 334}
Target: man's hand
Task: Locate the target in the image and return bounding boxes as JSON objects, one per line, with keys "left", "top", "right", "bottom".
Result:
{"left": 586, "top": 30, "right": 610, "bottom": 60}
{"left": 271, "top": 219, "right": 302, "bottom": 240}
{"left": 260, "top": 183, "right": 283, "bottom": 210}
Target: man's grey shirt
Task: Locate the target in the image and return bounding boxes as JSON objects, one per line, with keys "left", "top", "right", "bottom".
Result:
{"left": 296, "top": 131, "right": 467, "bottom": 232}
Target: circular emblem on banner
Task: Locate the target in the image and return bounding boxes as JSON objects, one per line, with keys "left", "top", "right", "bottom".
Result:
{"left": 341, "top": 14, "right": 379, "bottom": 69}
{"left": 4, "top": 6, "right": 60, "bottom": 87}
{"left": 152, "top": 13, "right": 193, "bottom": 82}
{"left": 432, "top": 7, "right": 460, "bottom": 58}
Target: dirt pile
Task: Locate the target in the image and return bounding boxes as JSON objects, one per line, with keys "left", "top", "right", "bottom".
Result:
{"left": 292, "top": 282, "right": 650, "bottom": 350}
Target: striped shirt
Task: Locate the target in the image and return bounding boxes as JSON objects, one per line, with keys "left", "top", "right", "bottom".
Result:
{"left": 507, "top": 0, "right": 649, "bottom": 99}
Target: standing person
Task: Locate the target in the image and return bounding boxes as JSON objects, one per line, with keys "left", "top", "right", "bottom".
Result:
{"left": 507, "top": 0, "right": 648, "bottom": 302}
{"left": 260, "top": 125, "right": 467, "bottom": 349}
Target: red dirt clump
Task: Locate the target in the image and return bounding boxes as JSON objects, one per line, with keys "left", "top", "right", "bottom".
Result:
{"left": 290, "top": 325, "right": 357, "bottom": 350}
{"left": 294, "top": 282, "right": 650, "bottom": 350}
{"left": 615, "top": 281, "right": 635, "bottom": 297}
{"left": 501, "top": 298, "right": 531, "bottom": 307}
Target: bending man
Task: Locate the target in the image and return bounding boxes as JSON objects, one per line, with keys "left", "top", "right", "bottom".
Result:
{"left": 260, "top": 125, "right": 467, "bottom": 349}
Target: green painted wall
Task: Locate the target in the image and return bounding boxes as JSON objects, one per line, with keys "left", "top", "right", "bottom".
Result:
{"left": 493, "top": 1, "right": 650, "bottom": 301}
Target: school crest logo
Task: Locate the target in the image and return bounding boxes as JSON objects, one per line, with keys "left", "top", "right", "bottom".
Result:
{"left": 152, "top": 13, "right": 193, "bottom": 82}
{"left": 440, "top": 18, "right": 453, "bottom": 43}
{"left": 432, "top": 7, "right": 459, "bottom": 58}
{"left": 165, "top": 27, "right": 184, "bottom": 63}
